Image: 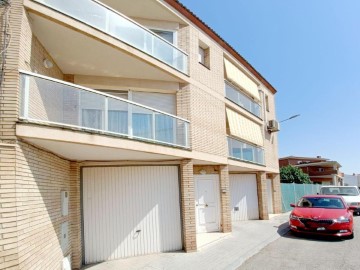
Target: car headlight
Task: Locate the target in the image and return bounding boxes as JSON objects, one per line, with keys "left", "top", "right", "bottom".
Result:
{"left": 350, "top": 202, "right": 360, "bottom": 206}
{"left": 290, "top": 214, "right": 299, "bottom": 220}
{"left": 335, "top": 216, "right": 350, "bottom": 223}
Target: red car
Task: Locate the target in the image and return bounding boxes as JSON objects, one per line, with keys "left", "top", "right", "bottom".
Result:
{"left": 289, "top": 195, "right": 356, "bottom": 239}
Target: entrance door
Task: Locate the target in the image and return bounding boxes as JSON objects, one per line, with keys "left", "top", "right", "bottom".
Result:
{"left": 195, "top": 174, "right": 220, "bottom": 233}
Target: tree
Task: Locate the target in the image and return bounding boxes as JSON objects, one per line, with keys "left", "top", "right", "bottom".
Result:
{"left": 280, "top": 165, "right": 312, "bottom": 184}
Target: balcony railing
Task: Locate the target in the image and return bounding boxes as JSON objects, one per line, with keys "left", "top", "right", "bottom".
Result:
{"left": 225, "top": 82, "right": 261, "bottom": 118}
{"left": 34, "top": 0, "right": 188, "bottom": 74}
{"left": 19, "top": 71, "right": 190, "bottom": 148}
{"left": 228, "top": 136, "right": 264, "bottom": 165}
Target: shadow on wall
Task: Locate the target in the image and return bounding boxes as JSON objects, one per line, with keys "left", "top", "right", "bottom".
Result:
{"left": 17, "top": 141, "right": 72, "bottom": 267}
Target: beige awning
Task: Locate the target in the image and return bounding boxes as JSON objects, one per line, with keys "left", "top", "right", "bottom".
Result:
{"left": 226, "top": 108, "right": 263, "bottom": 146}
{"left": 224, "top": 58, "right": 260, "bottom": 101}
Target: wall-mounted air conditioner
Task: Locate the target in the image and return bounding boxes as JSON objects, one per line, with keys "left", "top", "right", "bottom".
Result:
{"left": 267, "top": 120, "right": 280, "bottom": 132}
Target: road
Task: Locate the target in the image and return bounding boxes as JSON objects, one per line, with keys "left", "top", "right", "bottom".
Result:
{"left": 238, "top": 215, "right": 360, "bottom": 270}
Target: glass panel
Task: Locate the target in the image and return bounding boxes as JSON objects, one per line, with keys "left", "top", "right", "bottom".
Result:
{"left": 35, "top": 0, "right": 188, "bottom": 74}
{"left": 155, "top": 114, "right": 174, "bottom": 144}
{"left": 132, "top": 105, "right": 153, "bottom": 139}
{"left": 225, "top": 83, "right": 262, "bottom": 118}
{"left": 108, "top": 98, "right": 128, "bottom": 134}
{"left": 228, "top": 137, "right": 264, "bottom": 165}
{"left": 19, "top": 73, "right": 190, "bottom": 148}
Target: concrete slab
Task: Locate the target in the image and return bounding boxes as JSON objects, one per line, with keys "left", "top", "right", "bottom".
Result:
{"left": 82, "top": 212, "right": 290, "bottom": 270}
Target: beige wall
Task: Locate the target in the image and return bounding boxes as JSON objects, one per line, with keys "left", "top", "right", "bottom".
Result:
{"left": 15, "top": 142, "right": 73, "bottom": 269}
{"left": 262, "top": 86, "right": 279, "bottom": 172}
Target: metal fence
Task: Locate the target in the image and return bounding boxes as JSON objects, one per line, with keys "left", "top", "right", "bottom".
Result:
{"left": 281, "top": 183, "right": 321, "bottom": 212}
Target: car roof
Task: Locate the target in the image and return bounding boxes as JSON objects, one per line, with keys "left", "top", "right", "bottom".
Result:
{"left": 320, "top": 186, "right": 358, "bottom": 188}
{"left": 303, "top": 194, "right": 344, "bottom": 199}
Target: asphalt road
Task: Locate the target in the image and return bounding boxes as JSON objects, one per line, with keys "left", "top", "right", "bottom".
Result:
{"left": 238, "top": 215, "right": 360, "bottom": 270}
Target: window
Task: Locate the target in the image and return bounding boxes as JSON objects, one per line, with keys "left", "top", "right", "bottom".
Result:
{"left": 265, "top": 95, "right": 270, "bottom": 112}
{"left": 318, "top": 168, "right": 325, "bottom": 172}
{"left": 151, "top": 29, "right": 175, "bottom": 44}
{"left": 198, "top": 40, "right": 210, "bottom": 68}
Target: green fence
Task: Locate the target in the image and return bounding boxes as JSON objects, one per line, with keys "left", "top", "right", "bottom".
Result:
{"left": 281, "top": 183, "right": 321, "bottom": 212}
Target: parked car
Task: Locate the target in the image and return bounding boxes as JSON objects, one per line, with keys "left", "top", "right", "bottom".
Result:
{"left": 289, "top": 195, "right": 356, "bottom": 239}
{"left": 319, "top": 186, "right": 360, "bottom": 215}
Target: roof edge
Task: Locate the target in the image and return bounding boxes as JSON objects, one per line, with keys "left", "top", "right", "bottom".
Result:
{"left": 164, "top": 0, "right": 277, "bottom": 94}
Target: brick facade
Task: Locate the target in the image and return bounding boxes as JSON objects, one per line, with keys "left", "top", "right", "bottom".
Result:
{"left": 180, "top": 159, "right": 197, "bottom": 252}
{"left": 219, "top": 165, "right": 231, "bottom": 233}
{"left": 256, "top": 172, "right": 269, "bottom": 220}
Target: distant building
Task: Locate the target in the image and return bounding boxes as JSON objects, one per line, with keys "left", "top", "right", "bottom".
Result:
{"left": 343, "top": 174, "right": 360, "bottom": 187}
{"left": 279, "top": 156, "right": 343, "bottom": 185}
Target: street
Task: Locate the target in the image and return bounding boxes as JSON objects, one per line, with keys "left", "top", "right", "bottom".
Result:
{"left": 238, "top": 215, "right": 360, "bottom": 270}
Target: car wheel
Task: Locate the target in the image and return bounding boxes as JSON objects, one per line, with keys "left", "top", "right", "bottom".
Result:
{"left": 345, "top": 233, "right": 354, "bottom": 240}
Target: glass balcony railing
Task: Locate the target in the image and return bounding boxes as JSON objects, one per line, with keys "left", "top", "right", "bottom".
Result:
{"left": 34, "top": 0, "right": 188, "bottom": 74}
{"left": 228, "top": 136, "right": 264, "bottom": 165}
{"left": 225, "top": 82, "right": 262, "bottom": 118}
{"left": 19, "top": 71, "right": 190, "bottom": 148}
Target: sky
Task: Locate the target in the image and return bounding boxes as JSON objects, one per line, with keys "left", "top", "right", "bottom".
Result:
{"left": 179, "top": 0, "right": 360, "bottom": 174}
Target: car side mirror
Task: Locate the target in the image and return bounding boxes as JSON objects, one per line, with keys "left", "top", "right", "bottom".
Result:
{"left": 348, "top": 206, "right": 357, "bottom": 211}
{"left": 290, "top": 203, "right": 295, "bottom": 208}
{"left": 316, "top": 193, "right": 319, "bottom": 195}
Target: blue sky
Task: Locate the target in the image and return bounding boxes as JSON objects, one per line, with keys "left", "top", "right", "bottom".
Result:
{"left": 179, "top": 0, "right": 360, "bottom": 174}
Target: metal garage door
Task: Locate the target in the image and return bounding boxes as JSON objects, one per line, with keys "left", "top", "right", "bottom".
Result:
{"left": 230, "top": 174, "right": 259, "bottom": 221}
{"left": 82, "top": 166, "right": 182, "bottom": 264}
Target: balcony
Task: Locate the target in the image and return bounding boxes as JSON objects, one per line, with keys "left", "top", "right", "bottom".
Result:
{"left": 308, "top": 169, "right": 338, "bottom": 177}
{"left": 19, "top": 71, "right": 190, "bottom": 149}
{"left": 33, "top": 0, "right": 188, "bottom": 74}
{"left": 225, "top": 82, "right": 261, "bottom": 118}
{"left": 228, "top": 136, "right": 264, "bottom": 165}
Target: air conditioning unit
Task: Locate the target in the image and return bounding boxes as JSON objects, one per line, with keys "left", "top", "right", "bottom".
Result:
{"left": 267, "top": 120, "right": 280, "bottom": 132}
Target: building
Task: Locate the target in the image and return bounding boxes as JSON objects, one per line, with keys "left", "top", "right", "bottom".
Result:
{"left": 0, "top": 0, "right": 281, "bottom": 268}
{"left": 279, "top": 156, "right": 343, "bottom": 185}
{"left": 343, "top": 174, "right": 360, "bottom": 187}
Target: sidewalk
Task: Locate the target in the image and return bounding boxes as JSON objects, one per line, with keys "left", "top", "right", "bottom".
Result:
{"left": 83, "top": 212, "right": 290, "bottom": 270}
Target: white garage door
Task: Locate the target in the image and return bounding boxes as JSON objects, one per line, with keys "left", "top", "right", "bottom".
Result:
{"left": 82, "top": 166, "right": 182, "bottom": 264}
{"left": 230, "top": 174, "right": 259, "bottom": 221}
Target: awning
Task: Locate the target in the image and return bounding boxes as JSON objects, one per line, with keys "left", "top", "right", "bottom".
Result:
{"left": 224, "top": 58, "right": 260, "bottom": 101}
{"left": 226, "top": 108, "right": 263, "bottom": 146}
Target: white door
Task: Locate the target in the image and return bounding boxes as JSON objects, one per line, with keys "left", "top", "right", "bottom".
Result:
{"left": 230, "top": 174, "right": 259, "bottom": 221}
{"left": 267, "top": 179, "right": 274, "bottom": 214}
{"left": 82, "top": 166, "right": 182, "bottom": 264}
{"left": 195, "top": 174, "right": 220, "bottom": 233}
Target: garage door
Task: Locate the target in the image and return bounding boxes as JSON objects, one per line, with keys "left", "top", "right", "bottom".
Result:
{"left": 230, "top": 174, "right": 259, "bottom": 221}
{"left": 82, "top": 166, "right": 182, "bottom": 264}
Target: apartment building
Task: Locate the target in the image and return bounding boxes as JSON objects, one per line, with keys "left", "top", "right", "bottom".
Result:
{"left": 0, "top": 0, "right": 281, "bottom": 269}
{"left": 279, "top": 156, "right": 343, "bottom": 185}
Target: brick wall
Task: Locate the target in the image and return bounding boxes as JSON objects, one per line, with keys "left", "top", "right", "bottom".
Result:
{"left": 190, "top": 85, "right": 227, "bottom": 156}
{"left": 270, "top": 174, "right": 282, "bottom": 214}
{"left": 219, "top": 165, "right": 231, "bottom": 233}
{"left": 69, "top": 162, "right": 81, "bottom": 269}
{"left": 15, "top": 141, "right": 74, "bottom": 270}
{"left": 0, "top": 144, "right": 18, "bottom": 270}
{"left": 179, "top": 159, "right": 196, "bottom": 252}
{"left": 256, "top": 172, "right": 269, "bottom": 220}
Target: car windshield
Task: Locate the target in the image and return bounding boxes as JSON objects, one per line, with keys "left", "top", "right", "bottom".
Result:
{"left": 320, "top": 186, "right": 360, "bottom": 196}
{"left": 297, "top": 197, "right": 345, "bottom": 209}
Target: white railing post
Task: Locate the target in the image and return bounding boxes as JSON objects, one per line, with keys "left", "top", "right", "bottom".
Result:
{"left": 128, "top": 91, "right": 133, "bottom": 138}
{"left": 184, "top": 122, "right": 189, "bottom": 148}
{"left": 23, "top": 75, "right": 30, "bottom": 119}
{"left": 104, "top": 97, "right": 108, "bottom": 131}
{"left": 172, "top": 118, "right": 177, "bottom": 146}
{"left": 152, "top": 111, "right": 156, "bottom": 141}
